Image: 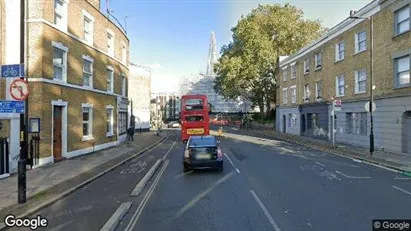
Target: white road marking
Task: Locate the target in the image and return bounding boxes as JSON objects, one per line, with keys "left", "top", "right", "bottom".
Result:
{"left": 130, "top": 160, "right": 163, "bottom": 196}
{"left": 315, "top": 161, "right": 325, "bottom": 167}
{"left": 162, "top": 135, "right": 178, "bottom": 160}
{"left": 299, "top": 155, "right": 308, "bottom": 159}
{"left": 236, "top": 168, "right": 241, "bottom": 174}
{"left": 125, "top": 160, "right": 170, "bottom": 231}
{"left": 335, "top": 170, "right": 371, "bottom": 179}
{"left": 224, "top": 153, "right": 236, "bottom": 169}
{"left": 174, "top": 171, "right": 235, "bottom": 219}
{"left": 392, "top": 185, "right": 411, "bottom": 196}
{"left": 137, "top": 168, "right": 146, "bottom": 173}
{"left": 250, "top": 190, "right": 281, "bottom": 231}
{"left": 395, "top": 177, "right": 411, "bottom": 180}
{"left": 100, "top": 202, "right": 132, "bottom": 231}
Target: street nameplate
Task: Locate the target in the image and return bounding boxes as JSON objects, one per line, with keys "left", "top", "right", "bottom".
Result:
{"left": 0, "top": 100, "right": 25, "bottom": 113}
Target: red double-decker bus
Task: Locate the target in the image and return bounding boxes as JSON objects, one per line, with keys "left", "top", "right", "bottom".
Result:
{"left": 180, "top": 95, "right": 210, "bottom": 142}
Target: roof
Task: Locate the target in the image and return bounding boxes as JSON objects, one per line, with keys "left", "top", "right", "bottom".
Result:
{"left": 188, "top": 135, "right": 217, "bottom": 147}
{"left": 279, "top": 0, "right": 380, "bottom": 67}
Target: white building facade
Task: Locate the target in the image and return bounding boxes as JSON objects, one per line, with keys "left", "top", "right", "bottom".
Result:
{"left": 129, "top": 65, "right": 151, "bottom": 131}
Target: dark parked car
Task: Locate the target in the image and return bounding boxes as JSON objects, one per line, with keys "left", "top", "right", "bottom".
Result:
{"left": 183, "top": 135, "right": 223, "bottom": 172}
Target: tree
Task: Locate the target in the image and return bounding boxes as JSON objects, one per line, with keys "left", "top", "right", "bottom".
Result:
{"left": 214, "top": 3, "right": 326, "bottom": 116}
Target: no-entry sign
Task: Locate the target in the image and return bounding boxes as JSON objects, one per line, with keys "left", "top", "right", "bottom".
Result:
{"left": 9, "top": 79, "right": 29, "bottom": 101}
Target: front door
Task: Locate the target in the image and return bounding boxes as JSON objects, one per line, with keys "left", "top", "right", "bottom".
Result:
{"left": 403, "top": 112, "right": 411, "bottom": 154}
{"left": 283, "top": 115, "right": 286, "bottom": 133}
{"left": 301, "top": 114, "right": 306, "bottom": 135}
{"left": 53, "top": 106, "right": 63, "bottom": 161}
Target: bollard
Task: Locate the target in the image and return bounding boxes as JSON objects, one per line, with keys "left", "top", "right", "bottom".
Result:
{"left": 140, "top": 127, "right": 142, "bottom": 134}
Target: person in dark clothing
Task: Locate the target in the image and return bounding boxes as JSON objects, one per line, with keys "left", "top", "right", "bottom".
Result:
{"left": 127, "top": 116, "right": 136, "bottom": 142}
{"left": 127, "top": 126, "right": 135, "bottom": 141}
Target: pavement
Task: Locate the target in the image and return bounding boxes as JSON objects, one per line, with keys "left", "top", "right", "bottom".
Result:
{"left": 211, "top": 125, "right": 411, "bottom": 174}
{"left": 0, "top": 131, "right": 166, "bottom": 222}
{"left": 2, "top": 129, "right": 410, "bottom": 231}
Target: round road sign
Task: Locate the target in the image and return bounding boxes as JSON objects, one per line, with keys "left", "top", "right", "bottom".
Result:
{"left": 335, "top": 100, "right": 342, "bottom": 106}
{"left": 9, "top": 79, "right": 29, "bottom": 101}
{"left": 365, "top": 101, "right": 376, "bottom": 112}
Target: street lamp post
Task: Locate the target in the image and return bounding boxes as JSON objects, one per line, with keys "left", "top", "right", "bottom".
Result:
{"left": 350, "top": 14, "right": 375, "bottom": 156}
{"left": 124, "top": 15, "right": 132, "bottom": 34}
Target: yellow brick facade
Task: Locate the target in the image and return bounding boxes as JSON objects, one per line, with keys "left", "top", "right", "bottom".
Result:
{"left": 25, "top": 0, "right": 130, "bottom": 159}
{"left": 277, "top": 0, "right": 411, "bottom": 155}
{"left": 278, "top": 0, "right": 411, "bottom": 106}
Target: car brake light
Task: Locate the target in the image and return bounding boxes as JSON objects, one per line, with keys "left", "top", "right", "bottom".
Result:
{"left": 217, "top": 148, "right": 222, "bottom": 158}
{"left": 184, "top": 149, "right": 190, "bottom": 158}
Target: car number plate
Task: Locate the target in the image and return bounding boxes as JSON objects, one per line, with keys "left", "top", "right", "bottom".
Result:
{"left": 196, "top": 153, "right": 211, "bottom": 159}
{"left": 187, "top": 128, "right": 204, "bottom": 134}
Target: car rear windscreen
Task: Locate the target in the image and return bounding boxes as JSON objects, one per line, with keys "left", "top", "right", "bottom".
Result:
{"left": 189, "top": 138, "right": 216, "bottom": 147}
{"left": 185, "top": 115, "right": 204, "bottom": 122}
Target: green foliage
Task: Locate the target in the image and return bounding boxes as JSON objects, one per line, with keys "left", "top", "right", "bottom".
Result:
{"left": 214, "top": 3, "right": 326, "bottom": 109}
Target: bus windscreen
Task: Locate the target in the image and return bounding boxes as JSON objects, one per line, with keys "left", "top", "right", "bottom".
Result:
{"left": 184, "top": 99, "right": 204, "bottom": 110}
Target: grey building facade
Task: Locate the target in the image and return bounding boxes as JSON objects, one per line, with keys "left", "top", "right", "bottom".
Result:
{"left": 334, "top": 95, "right": 411, "bottom": 155}
{"left": 300, "top": 103, "right": 330, "bottom": 140}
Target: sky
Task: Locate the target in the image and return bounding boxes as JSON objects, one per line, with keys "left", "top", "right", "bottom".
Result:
{"left": 103, "top": 0, "right": 370, "bottom": 93}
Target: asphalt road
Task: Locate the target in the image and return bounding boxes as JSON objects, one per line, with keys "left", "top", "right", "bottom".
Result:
{"left": 5, "top": 130, "right": 180, "bottom": 231}
{"left": 6, "top": 129, "right": 411, "bottom": 231}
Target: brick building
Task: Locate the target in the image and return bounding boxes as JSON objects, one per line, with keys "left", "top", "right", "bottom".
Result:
{"left": 276, "top": 0, "right": 411, "bottom": 155}
{"left": 1, "top": 0, "right": 130, "bottom": 175}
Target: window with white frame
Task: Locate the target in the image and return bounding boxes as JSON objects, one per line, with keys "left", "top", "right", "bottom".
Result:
{"left": 282, "top": 68, "right": 288, "bottom": 81}
{"left": 282, "top": 88, "right": 288, "bottom": 104}
{"left": 355, "top": 69, "right": 367, "bottom": 93}
{"left": 346, "top": 112, "right": 367, "bottom": 135}
{"left": 304, "top": 84, "right": 310, "bottom": 100}
{"left": 83, "top": 11, "right": 94, "bottom": 45}
{"left": 336, "top": 41, "right": 345, "bottom": 61}
{"left": 107, "top": 68, "right": 114, "bottom": 92}
{"left": 118, "top": 112, "right": 128, "bottom": 134}
{"left": 291, "top": 64, "right": 296, "bottom": 79}
{"left": 121, "top": 75, "right": 126, "bottom": 96}
{"left": 355, "top": 31, "right": 367, "bottom": 53}
{"left": 315, "top": 81, "right": 322, "bottom": 99}
{"left": 106, "top": 107, "right": 114, "bottom": 136}
{"left": 394, "top": 6, "right": 410, "bottom": 36}
{"left": 82, "top": 104, "right": 93, "bottom": 140}
{"left": 54, "top": 0, "right": 67, "bottom": 30}
{"left": 290, "top": 86, "right": 296, "bottom": 103}
{"left": 336, "top": 75, "right": 345, "bottom": 97}
{"left": 107, "top": 31, "right": 115, "bottom": 57}
{"left": 52, "top": 42, "right": 68, "bottom": 81}
{"left": 315, "top": 53, "right": 322, "bottom": 68}
{"left": 83, "top": 56, "right": 93, "bottom": 88}
{"left": 122, "top": 42, "right": 127, "bottom": 64}
{"left": 304, "top": 58, "right": 310, "bottom": 74}
{"left": 395, "top": 55, "right": 410, "bottom": 87}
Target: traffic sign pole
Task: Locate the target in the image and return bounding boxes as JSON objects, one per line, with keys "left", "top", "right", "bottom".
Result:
{"left": 18, "top": 0, "right": 27, "bottom": 204}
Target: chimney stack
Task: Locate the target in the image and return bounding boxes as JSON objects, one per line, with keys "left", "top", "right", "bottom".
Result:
{"left": 350, "top": 10, "right": 357, "bottom": 16}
